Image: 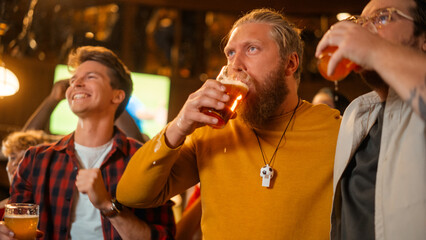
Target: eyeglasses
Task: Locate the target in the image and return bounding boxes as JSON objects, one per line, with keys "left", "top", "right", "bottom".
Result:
{"left": 345, "top": 8, "right": 414, "bottom": 30}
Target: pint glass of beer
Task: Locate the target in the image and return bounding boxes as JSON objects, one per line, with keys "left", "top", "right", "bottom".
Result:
{"left": 201, "top": 65, "right": 249, "bottom": 129}
{"left": 4, "top": 203, "right": 39, "bottom": 240}
{"left": 317, "top": 46, "right": 358, "bottom": 81}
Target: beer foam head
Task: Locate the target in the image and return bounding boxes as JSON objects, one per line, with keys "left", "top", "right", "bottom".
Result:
{"left": 219, "top": 78, "right": 249, "bottom": 91}
{"left": 4, "top": 213, "right": 38, "bottom": 218}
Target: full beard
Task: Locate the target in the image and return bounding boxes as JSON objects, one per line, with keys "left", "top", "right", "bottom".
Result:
{"left": 360, "top": 70, "right": 388, "bottom": 92}
{"left": 237, "top": 64, "right": 288, "bottom": 127}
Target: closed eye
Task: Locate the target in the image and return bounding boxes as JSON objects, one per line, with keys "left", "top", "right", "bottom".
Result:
{"left": 87, "top": 73, "right": 98, "bottom": 79}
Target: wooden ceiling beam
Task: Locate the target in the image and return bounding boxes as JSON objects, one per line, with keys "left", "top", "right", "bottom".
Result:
{"left": 119, "top": 0, "right": 368, "bottom": 15}
{"left": 47, "top": 0, "right": 369, "bottom": 16}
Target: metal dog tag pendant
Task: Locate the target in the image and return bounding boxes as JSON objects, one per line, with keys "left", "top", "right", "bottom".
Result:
{"left": 260, "top": 164, "right": 274, "bottom": 187}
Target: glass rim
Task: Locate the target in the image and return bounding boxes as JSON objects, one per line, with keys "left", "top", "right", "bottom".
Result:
{"left": 5, "top": 203, "right": 39, "bottom": 208}
{"left": 218, "top": 65, "right": 251, "bottom": 84}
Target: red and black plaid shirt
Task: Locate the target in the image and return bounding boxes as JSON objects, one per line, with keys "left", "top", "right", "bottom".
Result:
{"left": 9, "top": 128, "right": 175, "bottom": 240}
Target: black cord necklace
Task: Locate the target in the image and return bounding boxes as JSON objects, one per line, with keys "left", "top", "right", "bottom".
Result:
{"left": 253, "top": 98, "right": 300, "bottom": 188}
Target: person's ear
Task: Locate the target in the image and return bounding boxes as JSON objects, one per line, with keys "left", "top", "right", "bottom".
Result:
{"left": 112, "top": 89, "right": 125, "bottom": 104}
{"left": 284, "top": 52, "right": 299, "bottom": 76}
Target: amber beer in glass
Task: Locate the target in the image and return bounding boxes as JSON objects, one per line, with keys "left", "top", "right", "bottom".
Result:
{"left": 317, "top": 46, "right": 358, "bottom": 81}
{"left": 201, "top": 66, "right": 249, "bottom": 129}
{"left": 4, "top": 203, "right": 39, "bottom": 240}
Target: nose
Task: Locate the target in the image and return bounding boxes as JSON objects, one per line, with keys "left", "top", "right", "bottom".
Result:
{"left": 6, "top": 160, "right": 17, "bottom": 177}
{"left": 228, "top": 53, "right": 246, "bottom": 73}
{"left": 70, "top": 76, "right": 84, "bottom": 88}
{"left": 362, "top": 21, "right": 378, "bottom": 33}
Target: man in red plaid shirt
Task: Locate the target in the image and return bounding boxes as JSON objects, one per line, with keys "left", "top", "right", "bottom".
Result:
{"left": 0, "top": 46, "right": 175, "bottom": 239}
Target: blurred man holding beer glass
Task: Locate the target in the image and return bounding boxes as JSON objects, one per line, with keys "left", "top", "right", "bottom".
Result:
{"left": 117, "top": 8, "right": 341, "bottom": 239}
{"left": 0, "top": 46, "right": 175, "bottom": 239}
{"left": 316, "top": 0, "right": 426, "bottom": 239}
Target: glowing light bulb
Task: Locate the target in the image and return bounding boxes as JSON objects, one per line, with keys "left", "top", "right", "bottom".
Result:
{"left": 0, "top": 65, "right": 20, "bottom": 97}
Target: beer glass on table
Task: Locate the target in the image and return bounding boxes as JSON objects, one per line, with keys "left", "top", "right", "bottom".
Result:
{"left": 4, "top": 203, "right": 39, "bottom": 240}
{"left": 201, "top": 65, "right": 249, "bottom": 129}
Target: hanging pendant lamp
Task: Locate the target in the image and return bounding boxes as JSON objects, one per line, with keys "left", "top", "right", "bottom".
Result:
{"left": 0, "top": 60, "right": 19, "bottom": 97}
{"left": 0, "top": 21, "right": 19, "bottom": 97}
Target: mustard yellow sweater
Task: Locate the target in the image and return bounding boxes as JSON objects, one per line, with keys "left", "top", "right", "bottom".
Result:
{"left": 117, "top": 100, "right": 341, "bottom": 240}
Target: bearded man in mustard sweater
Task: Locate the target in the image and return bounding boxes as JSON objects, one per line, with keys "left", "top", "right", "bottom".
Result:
{"left": 117, "top": 8, "right": 341, "bottom": 240}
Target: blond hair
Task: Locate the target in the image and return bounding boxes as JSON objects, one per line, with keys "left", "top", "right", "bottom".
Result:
{"left": 224, "top": 8, "right": 304, "bottom": 84}
{"left": 1, "top": 130, "right": 52, "bottom": 157}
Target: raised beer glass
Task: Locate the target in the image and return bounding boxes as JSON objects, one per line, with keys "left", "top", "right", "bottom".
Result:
{"left": 201, "top": 65, "right": 249, "bottom": 129}
{"left": 4, "top": 203, "right": 39, "bottom": 240}
{"left": 317, "top": 16, "right": 377, "bottom": 82}
{"left": 317, "top": 46, "right": 358, "bottom": 81}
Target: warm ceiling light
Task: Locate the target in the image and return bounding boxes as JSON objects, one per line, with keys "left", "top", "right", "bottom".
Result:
{"left": 0, "top": 22, "right": 8, "bottom": 35}
{"left": 0, "top": 62, "right": 20, "bottom": 97}
{"left": 0, "top": 21, "right": 19, "bottom": 97}
{"left": 29, "top": 38, "right": 37, "bottom": 49}
{"left": 336, "top": 12, "right": 352, "bottom": 21}
{"left": 85, "top": 32, "right": 95, "bottom": 39}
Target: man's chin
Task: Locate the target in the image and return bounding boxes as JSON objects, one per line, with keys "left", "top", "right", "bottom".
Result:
{"left": 360, "top": 70, "right": 388, "bottom": 91}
